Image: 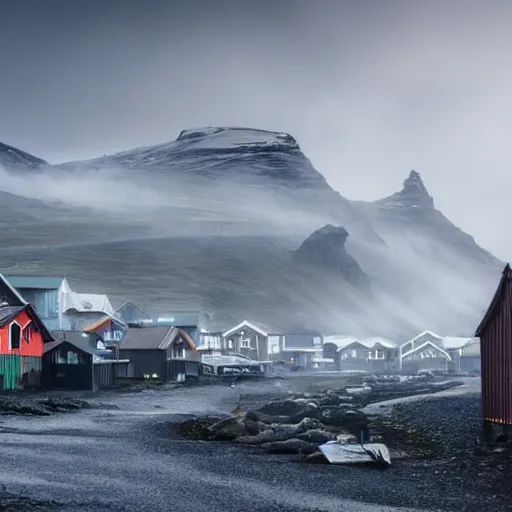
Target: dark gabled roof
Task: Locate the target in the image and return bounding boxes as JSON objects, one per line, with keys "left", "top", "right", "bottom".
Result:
{"left": 120, "top": 326, "right": 174, "bottom": 350}
{"left": 0, "top": 274, "right": 54, "bottom": 342}
{"left": 0, "top": 306, "right": 26, "bottom": 327}
{"left": 0, "top": 273, "right": 26, "bottom": 307}
{"left": 475, "top": 263, "right": 512, "bottom": 337}
{"left": 119, "top": 326, "right": 197, "bottom": 351}
{"left": 46, "top": 331, "right": 105, "bottom": 355}
{"left": 44, "top": 339, "right": 98, "bottom": 356}
{"left": 0, "top": 304, "right": 54, "bottom": 343}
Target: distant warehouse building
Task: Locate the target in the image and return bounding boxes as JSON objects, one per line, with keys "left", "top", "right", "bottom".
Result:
{"left": 475, "top": 263, "right": 512, "bottom": 441}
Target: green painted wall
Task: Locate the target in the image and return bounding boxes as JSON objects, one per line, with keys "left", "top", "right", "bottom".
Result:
{"left": 0, "top": 354, "right": 21, "bottom": 390}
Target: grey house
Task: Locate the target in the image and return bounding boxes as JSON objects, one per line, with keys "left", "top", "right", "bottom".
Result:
{"left": 119, "top": 326, "right": 200, "bottom": 381}
{"left": 323, "top": 336, "right": 397, "bottom": 372}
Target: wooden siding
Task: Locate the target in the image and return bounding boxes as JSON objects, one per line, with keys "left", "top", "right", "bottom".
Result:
{"left": 476, "top": 264, "right": 512, "bottom": 428}
{"left": 0, "top": 308, "right": 45, "bottom": 357}
{"left": 0, "top": 355, "right": 41, "bottom": 390}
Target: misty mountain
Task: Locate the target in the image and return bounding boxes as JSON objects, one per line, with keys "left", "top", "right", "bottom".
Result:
{"left": 0, "top": 141, "right": 48, "bottom": 170}
{"left": 0, "top": 127, "right": 503, "bottom": 338}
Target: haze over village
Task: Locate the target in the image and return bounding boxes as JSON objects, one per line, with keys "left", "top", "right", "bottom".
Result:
{"left": 0, "top": 1, "right": 511, "bottom": 511}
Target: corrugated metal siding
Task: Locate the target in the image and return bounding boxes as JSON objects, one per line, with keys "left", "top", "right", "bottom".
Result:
{"left": 480, "top": 266, "right": 512, "bottom": 426}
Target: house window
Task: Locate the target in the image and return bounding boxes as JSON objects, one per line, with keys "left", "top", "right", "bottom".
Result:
{"left": 9, "top": 322, "right": 21, "bottom": 350}
{"left": 173, "top": 348, "right": 186, "bottom": 359}
{"left": 67, "top": 351, "right": 79, "bottom": 364}
{"left": 241, "top": 339, "right": 250, "bottom": 348}
{"left": 228, "top": 339, "right": 233, "bottom": 349}
{"left": 368, "top": 350, "right": 385, "bottom": 360}
{"left": 23, "top": 323, "right": 33, "bottom": 344}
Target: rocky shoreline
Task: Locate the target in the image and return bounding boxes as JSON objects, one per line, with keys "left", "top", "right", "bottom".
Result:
{"left": 0, "top": 395, "right": 118, "bottom": 416}
{"left": 179, "top": 375, "right": 465, "bottom": 464}
{"left": 177, "top": 375, "right": 512, "bottom": 510}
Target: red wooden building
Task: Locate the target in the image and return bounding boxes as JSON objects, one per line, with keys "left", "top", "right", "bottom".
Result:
{"left": 475, "top": 263, "right": 512, "bottom": 441}
{"left": 0, "top": 273, "right": 54, "bottom": 390}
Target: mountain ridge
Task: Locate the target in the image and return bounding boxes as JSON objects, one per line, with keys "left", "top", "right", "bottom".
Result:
{"left": 0, "top": 127, "right": 502, "bottom": 337}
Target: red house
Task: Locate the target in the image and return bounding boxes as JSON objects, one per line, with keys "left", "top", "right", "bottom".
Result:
{"left": 0, "top": 273, "right": 54, "bottom": 390}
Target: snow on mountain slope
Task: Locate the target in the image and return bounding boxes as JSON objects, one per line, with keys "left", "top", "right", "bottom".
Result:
{"left": 0, "top": 129, "right": 503, "bottom": 336}
{"left": 0, "top": 141, "right": 48, "bottom": 170}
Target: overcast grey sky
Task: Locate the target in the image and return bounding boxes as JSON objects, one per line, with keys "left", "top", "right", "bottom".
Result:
{"left": 1, "top": 0, "right": 511, "bottom": 259}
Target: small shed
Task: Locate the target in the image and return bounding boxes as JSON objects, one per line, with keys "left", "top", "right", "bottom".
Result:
{"left": 119, "top": 326, "right": 200, "bottom": 381}
{"left": 475, "top": 263, "right": 512, "bottom": 441}
{"left": 42, "top": 331, "right": 129, "bottom": 391}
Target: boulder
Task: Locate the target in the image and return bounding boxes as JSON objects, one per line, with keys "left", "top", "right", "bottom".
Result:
{"left": 257, "top": 413, "right": 291, "bottom": 424}
{"left": 303, "top": 451, "right": 330, "bottom": 464}
{"left": 243, "top": 411, "right": 261, "bottom": 436}
{"left": 288, "top": 404, "right": 320, "bottom": 423}
{"left": 271, "top": 417, "right": 320, "bottom": 439}
{"left": 261, "top": 438, "right": 317, "bottom": 455}
{"left": 207, "top": 416, "right": 247, "bottom": 440}
{"left": 296, "top": 429, "right": 336, "bottom": 444}
{"left": 259, "top": 400, "right": 306, "bottom": 417}
{"left": 235, "top": 430, "right": 283, "bottom": 445}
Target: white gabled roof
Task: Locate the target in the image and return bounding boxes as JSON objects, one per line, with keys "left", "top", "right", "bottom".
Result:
{"left": 407, "top": 330, "right": 443, "bottom": 344}
{"left": 400, "top": 340, "right": 452, "bottom": 361}
{"left": 222, "top": 320, "right": 268, "bottom": 339}
{"left": 441, "top": 336, "right": 478, "bottom": 350}
{"left": 322, "top": 336, "right": 360, "bottom": 350}
{"left": 60, "top": 280, "right": 115, "bottom": 316}
{"left": 323, "top": 336, "right": 395, "bottom": 351}
{"left": 361, "top": 337, "right": 396, "bottom": 349}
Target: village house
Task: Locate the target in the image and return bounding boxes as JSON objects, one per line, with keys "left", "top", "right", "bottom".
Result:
{"left": 60, "top": 280, "right": 116, "bottom": 331}
{"left": 271, "top": 332, "right": 324, "bottom": 369}
{"left": 442, "top": 336, "right": 481, "bottom": 374}
{"left": 118, "top": 325, "right": 200, "bottom": 382}
{"left": 0, "top": 274, "right": 54, "bottom": 390}
{"left": 398, "top": 330, "right": 452, "bottom": 373}
{"left": 398, "top": 331, "right": 481, "bottom": 374}
{"left": 83, "top": 314, "right": 128, "bottom": 357}
{"left": 4, "top": 276, "right": 116, "bottom": 332}
{"left": 196, "top": 330, "right": 223, "bottom": 353}
{"left": 222, "top": 320, "right": 271, "bottom": 361}
{"left": 323, "top": 336, "right": 397, "bottom": 372}
{"left": 4, "top": 276, "right": 64, "bottom": 331}
{"left": 114, "top": 301, "right": 150, "bottom": 325}
{"left": 220, "top": 320, "right": 323, "bottom": 368}
{"left": 475, "top": 263, "right": 512, "bottom": 441}
{"left": 42, "top": 330, "right": 129, "bottom": 391}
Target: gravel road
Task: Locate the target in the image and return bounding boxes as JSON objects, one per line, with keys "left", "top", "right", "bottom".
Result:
{"left": 0, "top": 376, "right": 508, "bottom": 512}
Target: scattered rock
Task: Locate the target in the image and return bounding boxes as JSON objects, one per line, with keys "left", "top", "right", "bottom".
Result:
{"left": 243, "top": 411, "right": 261, "bottom": 435}
{"left": 261, "top": 438, "right": 317, "bottom": 454}
{"left": 303, "top": 451, "right": 329, "bottom": 464}
{"left": 296, "top": 429, "right": 336, "bottom": 444}
{"left": 208, "top": 415, "right": 247, "bottom": 440}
